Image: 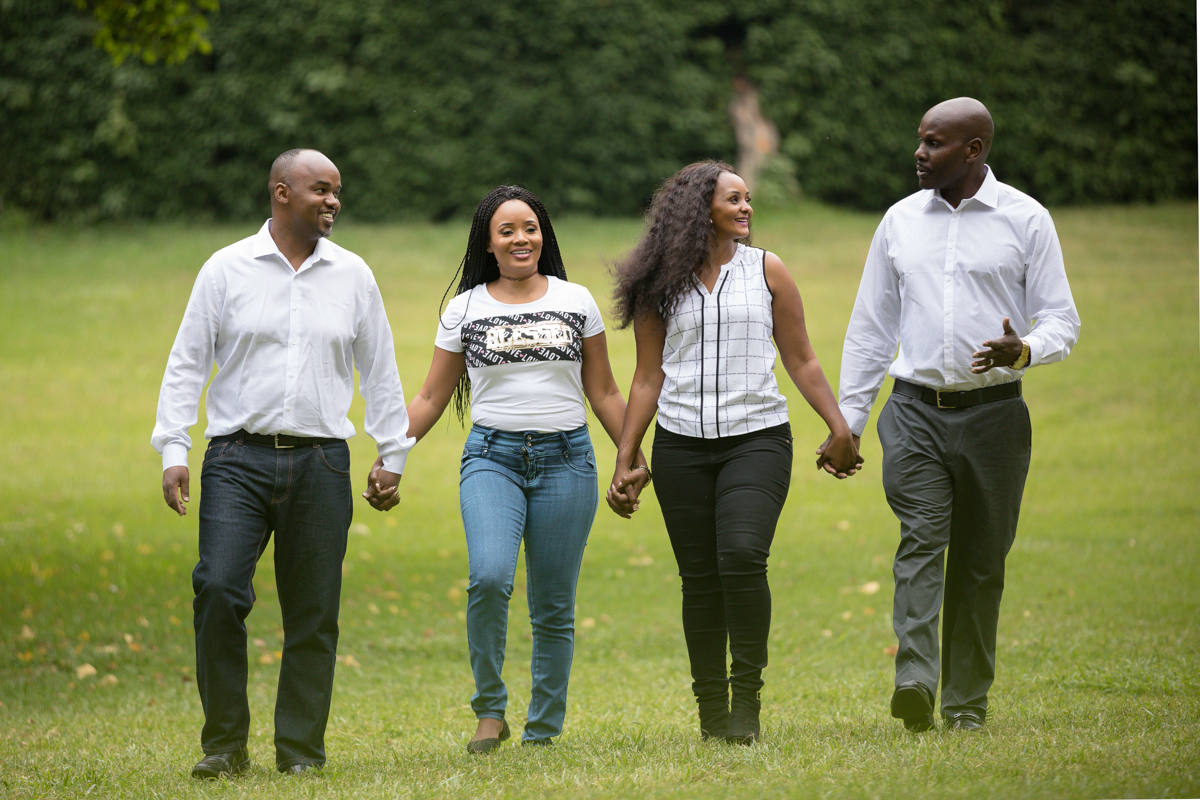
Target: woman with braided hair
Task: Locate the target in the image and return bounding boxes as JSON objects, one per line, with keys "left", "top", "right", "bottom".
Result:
{"left": 366, "top": 185, "right": 647, "bottom": 751}
{"left": 606, "top": 161, "right": 860, "bottom": 743}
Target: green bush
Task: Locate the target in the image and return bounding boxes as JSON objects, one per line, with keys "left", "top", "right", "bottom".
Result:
{"left": 2, "top": 0, "right": 1194, "bottom": 222}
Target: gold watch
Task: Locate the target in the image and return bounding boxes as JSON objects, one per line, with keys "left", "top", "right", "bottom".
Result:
{"left": 1011, "top": 339, "right": 1031, "bottom": 370}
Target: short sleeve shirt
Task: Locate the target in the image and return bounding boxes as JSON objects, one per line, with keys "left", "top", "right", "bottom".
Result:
{"left": 435, "top": 276, "right": 605, "bottom": 432}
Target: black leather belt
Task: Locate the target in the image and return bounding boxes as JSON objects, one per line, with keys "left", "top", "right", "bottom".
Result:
{"left": 220, "top": 429, "right": 342, "bottom": 449}
{"left": 893, "top": 378, "right": 1021, "bottom": 410}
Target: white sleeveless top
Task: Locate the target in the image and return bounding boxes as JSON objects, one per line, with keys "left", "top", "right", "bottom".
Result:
{"left": 657, "top": 244, "right": 789, "bottom": 438}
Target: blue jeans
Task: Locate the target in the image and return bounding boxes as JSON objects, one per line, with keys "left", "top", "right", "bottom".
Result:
{"left": 459, "top": 424, "right": 597, "bottom": 743}
{"left": 194, "top": 434, "right": 352, "bottom": 769}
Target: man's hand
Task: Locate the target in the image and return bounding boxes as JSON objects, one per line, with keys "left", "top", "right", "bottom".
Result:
{"left": 362, "top": 455, "right": 401, "bottom": 511}
{"left": 163, "top": 466, "right": 190, "bottom": 516}
{"left": 972, "top": 317, "right": 1023, "bottom": 373}
{"left": 816, "top": 433, "right": 863, "bottom": 478}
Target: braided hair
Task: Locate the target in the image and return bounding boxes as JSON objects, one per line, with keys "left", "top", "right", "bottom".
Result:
{"left": 611, "top": 160, "right": 749, "bottom": 329}
{"left": 439, "top": 185, "right": 569, "bottom": 423}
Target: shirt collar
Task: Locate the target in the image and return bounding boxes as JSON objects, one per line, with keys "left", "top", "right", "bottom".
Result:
{"left": 252, "top": 219, "right": 335, "bottom": 270}
{"left": 922, "top": 165, "right": 998, "bottom": 211}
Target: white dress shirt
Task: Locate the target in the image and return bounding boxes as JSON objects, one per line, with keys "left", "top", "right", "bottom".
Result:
{"left": 152, "top": 220, "right": 415, "bottom": 472}
{"left": 839, "top": 167, "right": 1081, "bottom": 435}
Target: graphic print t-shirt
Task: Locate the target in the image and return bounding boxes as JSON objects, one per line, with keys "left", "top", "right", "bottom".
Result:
{"left": 434, "top": 276, "right": 605, "bottom": 432}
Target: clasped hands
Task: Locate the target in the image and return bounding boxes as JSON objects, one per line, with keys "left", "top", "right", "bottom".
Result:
{"left": 815, "top": 430, "right": 863, "bottom": 479}
{"left": 605, "top": 465, "right": 652, "bottom": 519}
{"left": 363, "top": 455, "right": 402, "bottom": 511}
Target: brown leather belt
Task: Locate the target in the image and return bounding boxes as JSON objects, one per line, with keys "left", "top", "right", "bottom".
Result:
{"left": 893, "top": 378, "right": 1021, "bottom": 410}
{"left": 219, "top": 429, "right": 342, "bottom": 449}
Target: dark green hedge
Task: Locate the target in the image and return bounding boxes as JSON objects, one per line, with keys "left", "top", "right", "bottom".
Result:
{"left": 3, "top": 0, "right": 1194, "bottom": 222}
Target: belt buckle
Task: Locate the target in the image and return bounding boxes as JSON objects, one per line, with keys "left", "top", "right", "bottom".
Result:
{"left": 936, "top": 390, "right": 953, "bottom": 410}
{"left": 273, "top": 434, "right": 295, "bottom": 449}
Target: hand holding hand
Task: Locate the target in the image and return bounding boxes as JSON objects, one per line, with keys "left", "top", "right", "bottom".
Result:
{"left": 362, "top": 455, "right": 401, "bottom": 511}
{"left": 972, "top": 317, "right": 1023, "bottom": 373}
{"left": 162, "top": 466, "right": 190, "bottom": 516}
{"left": 816, "top": 432, "right": 863, "bottom": 479}
{"left": 606, "top": 465, "right": 650, "bottom": 519}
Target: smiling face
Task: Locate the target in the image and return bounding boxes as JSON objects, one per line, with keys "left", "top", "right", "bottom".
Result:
{"left": 486, "top": 199, "right": 543, "bottom": 278}
{"left": 275, "top": 151, "right": 341, "bottom": 240}
{"left": 709, "top": 172, "right": 752, "bottom": 241}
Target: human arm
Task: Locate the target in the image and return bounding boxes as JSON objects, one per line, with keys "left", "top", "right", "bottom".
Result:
{"left": 763, "top": 252, "right": 861, "bottom": 478}
{"left": 151, "top": 264, "right": 219, "bottom": 515}
{"left": 580, "top": 332, "right": 649, "bottom": 515}
{"left": 363, "top": 346, "right": 466, "bottom": 511}
{"left": 606, "top": 314, "right": 666, "bottom": 517}
{"left": 838, "top": 219, "right": 902, "bottom": 437}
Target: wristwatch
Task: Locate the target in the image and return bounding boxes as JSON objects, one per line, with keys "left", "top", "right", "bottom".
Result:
{"left": 1011, "top": 339, "right": 1031, "bottom": 371}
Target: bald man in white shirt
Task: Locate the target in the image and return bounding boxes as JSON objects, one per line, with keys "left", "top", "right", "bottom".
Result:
{"left": 823, "top": 98, "right": 1080, "bottom": 732}
{"left": 152, "top": 149, "right": 414, "bottom": 777}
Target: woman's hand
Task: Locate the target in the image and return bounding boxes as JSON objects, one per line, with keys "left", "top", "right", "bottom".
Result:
{"left": 816, "top": 431, "right": 863, "bottom": 479}
{"left": 606, "top": 465, "right": 650, "bottom": 518}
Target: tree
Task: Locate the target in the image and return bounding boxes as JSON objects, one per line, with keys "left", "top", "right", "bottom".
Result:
{"left": 72, "top": 0, "right": 219, "bottom": 65}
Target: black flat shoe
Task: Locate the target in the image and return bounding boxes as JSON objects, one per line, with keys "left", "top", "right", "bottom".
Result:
{"left": 191, "top": 746, "right": 250, "bottom": 779}
{"left": 466, "top": 718, "right": 511, "bottom": 754}
{"left": 947, "top": 711, "right": 985, "bottom": 732}
{"left": 891, "top": 682, "right": 936, "bottom": 732}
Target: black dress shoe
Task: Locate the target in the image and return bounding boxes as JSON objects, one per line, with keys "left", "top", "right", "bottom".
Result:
{"left": 191, "top": 746, "right": 250, "bottom": 779}
{"left": 947, "top": 711, "right": 985, "bottom": 731}
{"left": 466, "top": 718, "right": 510, "bottom": 754}
{"left": 890, "top": 682, "right": 936, "bottom": 732}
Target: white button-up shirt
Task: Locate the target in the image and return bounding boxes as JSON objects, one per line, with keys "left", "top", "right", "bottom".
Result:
{"left": 152, "top": 220, "right": 415, "bottom": 472}
{"left": 838, "top": 168, "right": 1080, "bottom": 435}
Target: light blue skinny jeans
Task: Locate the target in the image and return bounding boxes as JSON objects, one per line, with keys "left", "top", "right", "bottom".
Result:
{"left": 459, "top": 424, "right": 597, "bottom": 743}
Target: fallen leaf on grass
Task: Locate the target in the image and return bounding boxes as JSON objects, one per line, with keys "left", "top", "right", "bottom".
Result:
{"left": 338, "top": 655, "right": 361, "bottom": 668}
{"left": 259, "top": 653, "right": 275, "bottom": 665}
{"left": 858, "top": 581, "right": 881, "bottom": 595}
{"left": 883, "top": 645, "right": 898, "bottom": 657}
{"left": 627, "top": 556, "right": 653, "bottom": 567}
{"left": 19, "top": 625, "right": 35, "bottom": 640}
{"left": 99, "top": 674, "right": 118, "bottom": 687}
{"left": 20, "top": 606, "right": 33, "bottom": 619}
{"left": 579, "top": 618, "right": 596, "bottom": 629}
{"left": 76, "top": 663, "right": 97, "bottom": 679}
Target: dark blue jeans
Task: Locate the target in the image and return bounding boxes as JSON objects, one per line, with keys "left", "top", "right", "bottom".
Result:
{"left": 194, "top": 435, "right": 352, "bottom": 769}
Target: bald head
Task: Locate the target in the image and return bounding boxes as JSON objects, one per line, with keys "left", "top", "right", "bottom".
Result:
{"left": 269, "top": 149, "right": 337, "bottom": 198}
{"left": 923, "top": 97, "right": 994, "bottom": 160}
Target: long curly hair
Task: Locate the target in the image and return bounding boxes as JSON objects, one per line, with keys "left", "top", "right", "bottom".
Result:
{"left": 611, "top": 160, "right": 749, "bottom": 329}
{"left": 439, "top": 185, "right": 568, "bottom": 423}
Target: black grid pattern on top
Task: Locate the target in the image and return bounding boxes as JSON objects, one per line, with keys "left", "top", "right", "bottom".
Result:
{"left": 659, "top": 245, "right": 789, "bottom": 438}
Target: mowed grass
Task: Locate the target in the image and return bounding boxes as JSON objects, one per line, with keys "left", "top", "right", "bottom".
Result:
{"left": 0, "top": 201, "right": 1197, "bottom": 799}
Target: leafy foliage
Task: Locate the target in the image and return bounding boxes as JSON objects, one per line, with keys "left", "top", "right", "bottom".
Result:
{"left": 72, "top": 0, "right": 220, "bottom": 65}
{"left": 3, "top": 0, "right": 1195, "bottom": 222}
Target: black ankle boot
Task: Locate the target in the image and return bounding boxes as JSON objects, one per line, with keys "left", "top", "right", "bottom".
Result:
{"left": 726, "top": 692, "right": 761, "bottom": 744}
{"left": 697, "top": 697, "right": 730, "bottom": 740}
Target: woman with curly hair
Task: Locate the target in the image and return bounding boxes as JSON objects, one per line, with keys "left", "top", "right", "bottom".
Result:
{"left": 607, "top": 161, "right": 859, "bottom": 743}
{"left": 366, "top": 186, "right": 648, "bottom": 751}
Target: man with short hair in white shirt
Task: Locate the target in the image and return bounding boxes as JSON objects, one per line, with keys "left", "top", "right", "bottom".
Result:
{"left": 152, "top": 149, "right": 414, "bottom": 777}
{"left": 828, "top": 98, "right": 1080, "bottom": 733}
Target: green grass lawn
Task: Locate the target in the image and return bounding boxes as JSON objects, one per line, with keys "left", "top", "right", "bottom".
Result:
{"left": 1, "top": 201, "right": 1197, "bottom": 799}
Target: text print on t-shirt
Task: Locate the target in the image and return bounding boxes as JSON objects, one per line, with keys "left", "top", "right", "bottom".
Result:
{"left": 462, "top": 311, "right": 587, "bottom": 367}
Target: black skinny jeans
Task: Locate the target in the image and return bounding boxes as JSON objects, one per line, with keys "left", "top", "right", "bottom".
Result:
{"left": 652, "top": 422, "right": 792, "bottom": 704}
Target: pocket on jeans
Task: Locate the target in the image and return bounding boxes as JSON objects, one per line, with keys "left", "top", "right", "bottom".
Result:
{"left": 563, "top": 449, "right": 596, "bottom": 475}
{"left": 202, "top": 440, "right": 236, "bottom": 465}
{"left": 317, "top": 445, "right": 351, "bottom": 474}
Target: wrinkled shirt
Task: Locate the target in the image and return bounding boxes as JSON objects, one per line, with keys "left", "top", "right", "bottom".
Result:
{"left": 839, "top": 168, "right": 1080, "bottom": 435}
{"left": 152, "top": 220, "right": 414, "bottom": 472}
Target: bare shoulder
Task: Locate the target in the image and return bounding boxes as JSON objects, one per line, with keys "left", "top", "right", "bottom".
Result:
{"left": 761, "top": 250, "right": 797, "bottom": 295}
